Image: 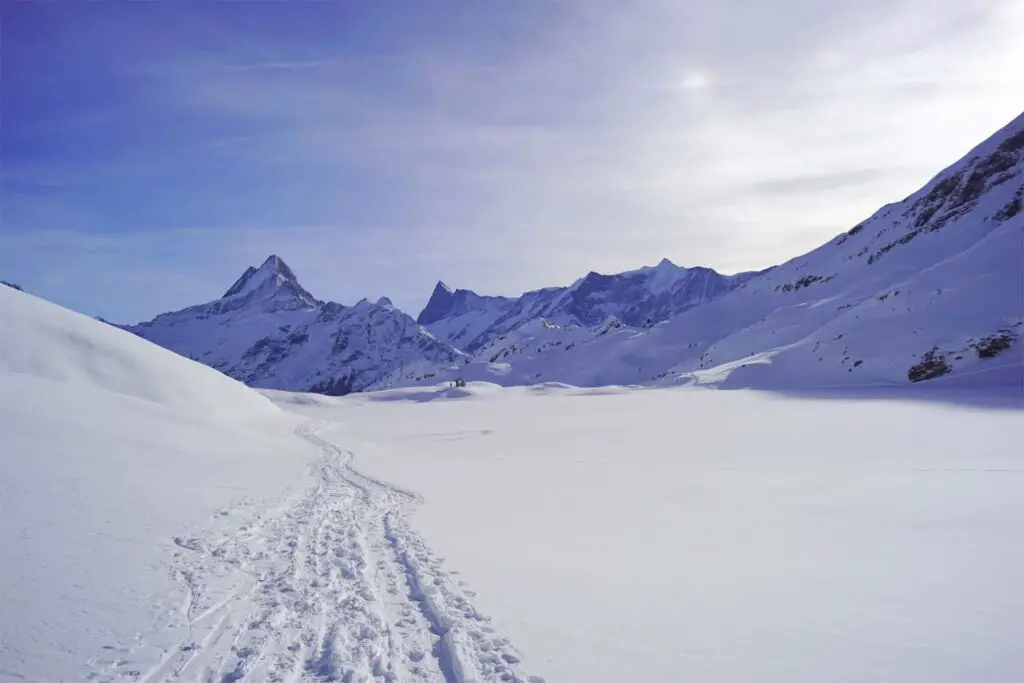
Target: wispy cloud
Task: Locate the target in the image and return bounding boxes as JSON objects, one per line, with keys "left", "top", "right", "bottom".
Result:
{"left": 3, "top": 0, "right": 1022, "bottom": 322}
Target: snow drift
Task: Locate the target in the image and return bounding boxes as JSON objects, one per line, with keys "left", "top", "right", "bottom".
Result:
{"left": 1, "top": 283, "right": 278, "bottom": 421}
{"left": 0, "top": 286, "right": 314, "bottom": 681}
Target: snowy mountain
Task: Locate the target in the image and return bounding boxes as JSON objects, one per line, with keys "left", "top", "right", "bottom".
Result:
{"left": 397, "top": 111, "right": 1024, "bottom": 390}
{"left": 127, "top": 113, "right": 1024, "bottom": 394}
{"left": 418, "top": 258, "right": 756, "bottom": 352}
{"left": 1, "top": 281, "right": 538, "bottom": 683}
{"left": 126, "top": 255, "right": 464, "bottom": 395}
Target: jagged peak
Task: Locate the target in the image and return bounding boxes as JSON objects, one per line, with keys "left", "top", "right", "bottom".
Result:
{"left": 223, "top": 267, "right": 258, "bottom": 298}
{"left": 376, "top": 296, "right": 394, "bottom": 308}
{"left": 222, "top": 254, "right": 302, "bottom": 299}
{"left": 417, "top": 280, "right": 460, "bottom": 325}
{"left": 260, "top": 254, "right": 298, "bottom": 283}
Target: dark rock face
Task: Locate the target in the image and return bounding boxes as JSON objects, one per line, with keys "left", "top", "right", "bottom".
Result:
{"left": 417, "top": 281, "right": 457, "bottom": 325}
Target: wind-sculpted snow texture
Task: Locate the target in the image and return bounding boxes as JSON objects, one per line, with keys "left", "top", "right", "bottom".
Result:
{"left": 126, "top": 255, "right": 464, "bottom": 396}
{"left": 399, "top": 112, "right": 1024, "bottom": 390}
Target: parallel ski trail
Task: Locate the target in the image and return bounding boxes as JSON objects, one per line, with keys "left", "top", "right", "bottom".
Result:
{"left": 86, "top": 420, "right": 540, "bottom": 683}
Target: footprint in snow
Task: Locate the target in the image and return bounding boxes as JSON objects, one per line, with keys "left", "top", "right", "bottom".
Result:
{"left": 172, "top": 536, "right": 204, "bottom": 552}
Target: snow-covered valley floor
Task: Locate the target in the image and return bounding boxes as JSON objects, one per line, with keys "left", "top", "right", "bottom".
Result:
{"left": 3, "top": 284, "right": 1022, "bottom": 683}
{"left": 2, "top": 384, "right": 538, "bottom": 683}
{"left": 286, "top": 383, "right": 1024, "bottom": 683}
{"left": 1, "top": 288, "right": 538, "bottom": 683}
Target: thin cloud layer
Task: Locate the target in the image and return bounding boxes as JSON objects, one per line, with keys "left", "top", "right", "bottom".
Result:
{"left": 2, "top": 0, "right": 1022, "bottom": 322}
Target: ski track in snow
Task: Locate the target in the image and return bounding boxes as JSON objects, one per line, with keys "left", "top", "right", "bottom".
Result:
{"left": 85, "top": 421, "right": 540, "bottom": 683}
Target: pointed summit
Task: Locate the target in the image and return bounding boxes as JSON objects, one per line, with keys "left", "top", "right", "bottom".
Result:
{"left": 223, "top": 255, "right": 300, "bottom": 299}
{"left": 417, "top": 280, "right": 458, "bottom": 325}
{"left": 218, "top": 255, "right": 318, "bottom": 312}
{"left": 223, "top": 267, "right": 258, "bottom": 298}
{"left": 260, "top": 254, "right": 298, "bottom": 284}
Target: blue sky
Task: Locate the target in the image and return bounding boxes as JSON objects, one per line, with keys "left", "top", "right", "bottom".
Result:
{"left": 2, "top": 0, "right": 1022, "bottom": 322}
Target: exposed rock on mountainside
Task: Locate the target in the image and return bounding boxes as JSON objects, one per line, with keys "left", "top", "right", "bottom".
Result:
{"left": 130, "top": 112, "right": 1023, "bottom": 394}
{"left": 126, "top": 255, "right": 463, "bottom": 395}
{"left": 418, "top": 259, "right": 760, "bottom": 352}
{"left": 395, "top": 111, "right": 1024, "bottom": 390}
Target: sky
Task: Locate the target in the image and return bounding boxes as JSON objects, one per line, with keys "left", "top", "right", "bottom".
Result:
{"left": 2, "top": 0, "right": 1023, "bottom": 323}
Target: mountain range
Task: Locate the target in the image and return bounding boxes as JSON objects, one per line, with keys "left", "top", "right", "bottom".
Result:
{"left": 418, "top": 259, "right": 763, "bottom": 352}
{"left": 125, "top": 112, "right": 1024, "bottom": 394}
{"left": 125, "top": 255, "right": 463, "bottom": 395}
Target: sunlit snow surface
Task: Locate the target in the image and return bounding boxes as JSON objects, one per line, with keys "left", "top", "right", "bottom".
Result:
{"left": 288, "top": 382, "right": 1024, "bottom": 683}
{"left": 3, "top": 283, "right": 1022, "bottom": 682}
{"left": 1, "top": 288, "right": 536, "bottom": 683}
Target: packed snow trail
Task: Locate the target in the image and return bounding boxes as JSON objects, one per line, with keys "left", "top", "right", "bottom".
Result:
{"left": 86, "top": 421, "right": 539, "bottom": 683}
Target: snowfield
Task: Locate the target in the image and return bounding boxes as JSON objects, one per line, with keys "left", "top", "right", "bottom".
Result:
{"left": 3, "top": 286, "right": 1023, "bottom": 683}
{"left": 308, "top": 382, "right": 1024, "bottom": 683}
{"left": 0, "top": 287, "right": 536, "bottom": 683}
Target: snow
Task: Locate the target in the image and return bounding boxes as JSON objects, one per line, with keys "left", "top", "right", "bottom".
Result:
{"left": 0, "top": 283, "right": 278, "bottom": 421}
{"left": 222, "top": 254, "right": 308, "bottom": 302}
{"left": 394, "top": 111, "right": 1024, "bottom": 392}
{"left": 622, "top": 256, "right": 684, "bottom": 295}
{"left": 418, "top": 263, "right": 741, "bottom": 353}
{"left": 323, "top": 382, "right": 1024, "bottom": 683}
{"left": 3, "top": 112, "right": 1022, "bottom": 683}
{"left": 125, "top": 256, "right": 462, "bottom": 395}
{"left": 4, "top": 282, "right": 1023, "bottom": 682}
{"left": 0, "top": 287, "right": 536, "bottom": 683}
{"left": 0, "top": 286, "right": 313, "bottom": 681}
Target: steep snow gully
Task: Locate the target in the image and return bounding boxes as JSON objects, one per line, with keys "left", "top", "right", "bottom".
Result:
{"left": 86, "top": 422, "right": 540, "bottom": 683}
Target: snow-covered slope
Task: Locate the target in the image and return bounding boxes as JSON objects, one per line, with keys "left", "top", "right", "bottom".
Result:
{"left": 399, "top": 111, "right": 1024, "bottom": 390}
{"left": 1, "top": 285, "right": 539, "bottom": 683}
{"left": 418, "top": 259, "right": 755, "bottom": 352}
{"left": 0, "top": 285, "right": 313, "bottom": 680}
{"left": 0, "top": 283, "right": 278, "bottom": 421}
{"left": 126, "top": 255, "right": 465, "bottom": 395}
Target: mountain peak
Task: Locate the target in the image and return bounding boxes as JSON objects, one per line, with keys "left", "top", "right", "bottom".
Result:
{"left": 260, "top": 254, "right": 298, "bottom": 282}
{"left": 223, "top": 255, "right": 300, "bottom": 299}
{"left": 418, "top": 280, "right": 458, "bottom": 325}
{"left": 216, "top": 255, "right": 318, "bottom": 313}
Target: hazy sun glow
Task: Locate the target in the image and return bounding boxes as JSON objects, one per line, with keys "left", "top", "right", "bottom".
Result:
{"left": 1, "top": 1, "right": 1022, "bottom": 322}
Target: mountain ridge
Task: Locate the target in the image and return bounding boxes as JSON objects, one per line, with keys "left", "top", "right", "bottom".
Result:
{"left": 417, "top": 259, "right": 763, "bottom": 352}
{"left": 125, "top": 256, "right": 463, "bottom": 395}
{"left": 126, "top": 111, "right": 1022, "bottom": 395}
{"left": 390, "top": 110, "right": 1023, "bottom": 390}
